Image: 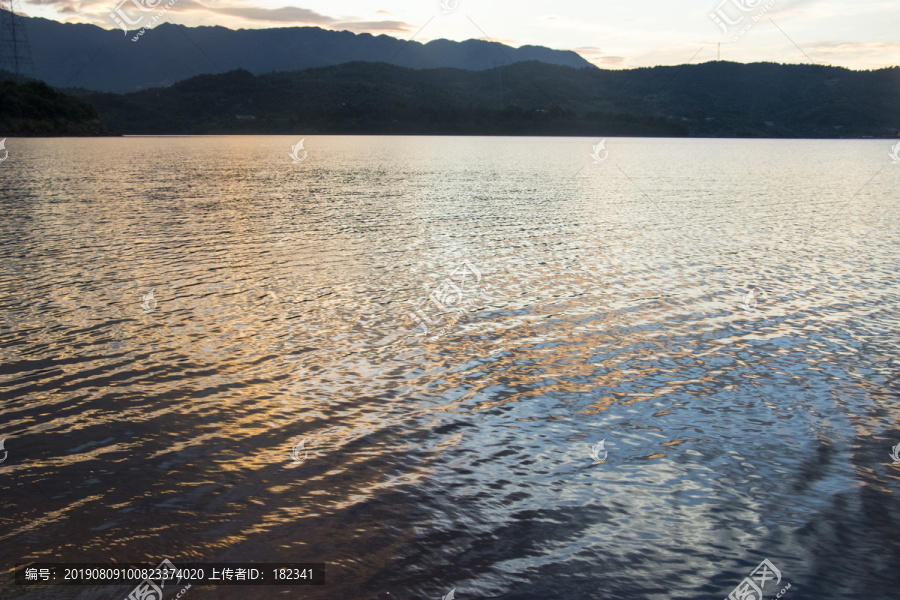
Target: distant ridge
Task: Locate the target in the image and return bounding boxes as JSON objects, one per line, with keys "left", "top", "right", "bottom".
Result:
{"left": 73, "top": 61, "right": 900, "bottom": 138}
{"left": 10, "top": 10, "right": 593, "bottom": 93}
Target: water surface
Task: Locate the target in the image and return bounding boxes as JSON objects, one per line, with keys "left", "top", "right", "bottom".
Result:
{"left": 1, "top": 136, "right": 899, "bottom": 599}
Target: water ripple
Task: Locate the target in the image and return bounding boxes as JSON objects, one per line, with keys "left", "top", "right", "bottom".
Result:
{"left": 1, "top": 137, "right": 898, "bottom": 599}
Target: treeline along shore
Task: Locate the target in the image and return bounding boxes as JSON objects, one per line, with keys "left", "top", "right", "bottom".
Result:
{"left": 4, "top": 60, "right": 898, "bottom": 138}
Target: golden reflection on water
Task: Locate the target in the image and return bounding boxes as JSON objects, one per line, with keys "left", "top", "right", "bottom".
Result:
{"left": 0, "top": 137, "right": 898, "bottom": 598}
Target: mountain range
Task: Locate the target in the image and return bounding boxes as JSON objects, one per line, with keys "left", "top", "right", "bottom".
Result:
{"left": 13, "top": 10, "right": 592, "bottom": 93}
{"left": 72, "top": 61, "right": 899, "bottom": 138}
{"left": 3, "top": 10, "right": 898, "bottom": 139}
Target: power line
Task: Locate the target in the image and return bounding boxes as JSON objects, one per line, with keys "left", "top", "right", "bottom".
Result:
{"left": 494, "top": 60, "right": 504, "bottom": 110}
{"left": 0, "top": 0, "right": 35, "bottom": 81}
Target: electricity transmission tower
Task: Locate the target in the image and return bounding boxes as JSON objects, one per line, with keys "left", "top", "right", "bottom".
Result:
{"left": 698, "top": 42, "right": 722, "bottom": 61}
{"left": 0, "top": 0, "right": 35, "bottom": 81}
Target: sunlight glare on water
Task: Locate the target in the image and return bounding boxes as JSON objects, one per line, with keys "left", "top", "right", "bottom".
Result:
{"left": 1, "top": 136, "right": 899, "bottom": 599}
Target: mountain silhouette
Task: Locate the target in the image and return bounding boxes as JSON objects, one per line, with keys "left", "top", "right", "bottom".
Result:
{"left": 72, "top": 61, "right": 899, "bottom": 138}
{"left": 0, "top": 77, "right": 117, "bottom": 136}
{"left": 12, "top": 10, "right": 592, "bottom": 93}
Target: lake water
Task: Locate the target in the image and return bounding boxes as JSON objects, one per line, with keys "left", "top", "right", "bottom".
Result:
{"left": 1, "top": 136, "right": 899, "bottom": 599}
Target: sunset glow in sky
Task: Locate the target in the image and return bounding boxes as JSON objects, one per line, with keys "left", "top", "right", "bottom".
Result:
{"left": 25, "top": 0, "right": 900, "bottom": 70}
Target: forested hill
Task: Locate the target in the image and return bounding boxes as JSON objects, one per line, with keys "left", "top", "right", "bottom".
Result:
{"left": 0, "top": 77, "right": 118, "bottom": 136}
{"left": 71, "top": 60, "right": 899, "bottom": 138}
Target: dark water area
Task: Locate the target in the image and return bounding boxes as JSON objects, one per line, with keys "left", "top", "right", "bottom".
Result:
{"left": 1, "top": 136, "right": 899, "bottom": 599}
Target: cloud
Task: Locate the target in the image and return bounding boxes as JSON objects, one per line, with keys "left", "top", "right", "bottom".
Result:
{"left": 808, "top": 40, "right": 900, "bottom": 51}
{"left": 334, "top": 20, "right": 409, "bottom": 33}
{"left": 31, "top": 0, "right": 413, "bottom": 33}
{"left": 196, "top": 4, "right": 335, "bottom": 24}
{"left": 573, "top": 46, "right": 627, "bottom": 68}
{"left": 26, "top": 0, "right": 79, "bottom": 13}
{"left": 193, "top": 1, "right": 414, "bottom": 33}
{"left": 599, "top": 56, "right": 626, "bottom": 66}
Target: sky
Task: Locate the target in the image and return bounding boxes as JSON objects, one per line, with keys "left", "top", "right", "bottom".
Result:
{"left": 23, "top": 0, "right": 900, "bottom": 71}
